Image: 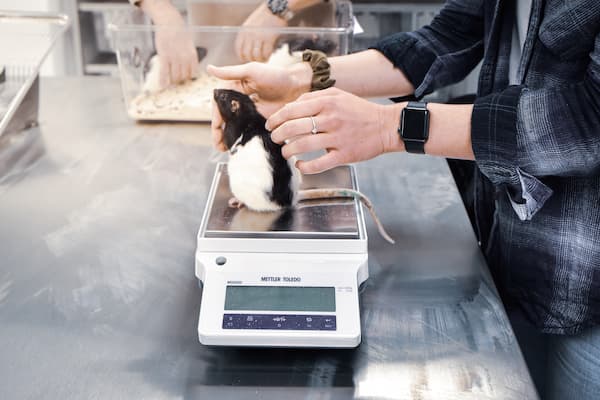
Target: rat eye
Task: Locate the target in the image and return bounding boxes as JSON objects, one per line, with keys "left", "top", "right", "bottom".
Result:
{"left": 231, "top": 99, "right": 240, "bottom": 113}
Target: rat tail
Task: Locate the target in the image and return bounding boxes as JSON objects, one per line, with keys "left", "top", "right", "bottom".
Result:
{"left": 298, "top": 188, "right": 395, "bottom": 244}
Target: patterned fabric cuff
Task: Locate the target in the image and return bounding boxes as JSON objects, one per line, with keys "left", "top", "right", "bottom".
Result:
{"left": 370, "top": 32, "right": 437, "bottom": 99}
{"left": 472, "top": 85, "right": 553, "bottom": 220}
{"left": 302, "top": 50, "right": 336, "bottom": 91}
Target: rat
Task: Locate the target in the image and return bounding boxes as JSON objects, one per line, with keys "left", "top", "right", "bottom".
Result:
{"left": 214, "top": 88, "right": 395, "bottom": 244}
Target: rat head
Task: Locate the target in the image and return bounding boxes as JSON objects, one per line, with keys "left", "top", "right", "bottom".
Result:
{"left": 214, "top": 88, "right": 265, "bottom": 150}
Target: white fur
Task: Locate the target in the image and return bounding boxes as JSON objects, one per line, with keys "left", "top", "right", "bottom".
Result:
{"left": 228, "top": 136, "right": 301, "bottom": 212}
{"left": 267, "top": 44, "right": 303, "bottom": 67}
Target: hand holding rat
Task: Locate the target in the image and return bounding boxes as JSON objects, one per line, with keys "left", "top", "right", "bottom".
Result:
{"left": 267, "top": 87, "right": 405, "bottom": 174}
{"left": 208, "top": 62, "right": 311, "bottom": 151}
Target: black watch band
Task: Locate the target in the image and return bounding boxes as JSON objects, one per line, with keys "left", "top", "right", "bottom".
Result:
{"left": 404, "top": 138, "right": 425, "bottom": 154}
{"left": 399, "top": 101, "right": 429, "bottom": 154}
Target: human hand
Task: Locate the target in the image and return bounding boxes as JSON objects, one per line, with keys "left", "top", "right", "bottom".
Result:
{"left": 235, "top": 3, "right": 287, "bottom": 62}
{"left": 144, "top": 1, "right": 198, "bottom": 88}
{"left": 266, "top": 87, "right": 405, "bottom": 174}
{"left": 207, "top": 62, "right": 311, "bottom": 151}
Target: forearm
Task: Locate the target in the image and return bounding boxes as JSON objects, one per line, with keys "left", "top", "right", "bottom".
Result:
{"left": 330, "top": 50, "right": 415, "bottom": 97}
{"left": 289, "top": 49, "right": 415, "bottom": 98}
{"left": 139, "top": 0, "right": 182, "bottom": 24}
{"left": 381, "top": 102, "right": 474, "bottom": 160}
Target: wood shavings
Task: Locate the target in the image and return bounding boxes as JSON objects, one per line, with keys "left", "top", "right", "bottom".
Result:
{"left": 128, "top": 73, "right": 221, "bottom": 121}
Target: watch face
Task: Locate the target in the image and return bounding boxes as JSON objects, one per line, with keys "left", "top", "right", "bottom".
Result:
{"left": 402, "top": 108, "right": 429, "bottom": 140}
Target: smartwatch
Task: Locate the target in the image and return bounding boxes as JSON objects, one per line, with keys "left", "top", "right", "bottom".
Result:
{"left": 267, "top": 0, "right": 295, "bottom": 21}
{"left": 399, "top": 101, "right": 429, "bottom": 154}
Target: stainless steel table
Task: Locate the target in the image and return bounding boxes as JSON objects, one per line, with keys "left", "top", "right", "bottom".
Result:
{"left": 0, "top": 77, "right": 537, "bottom": 399}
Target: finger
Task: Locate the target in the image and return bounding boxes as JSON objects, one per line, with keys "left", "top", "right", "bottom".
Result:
{"left": 189, "top": 54, "right": 199, "bottom": 78}
{"left": 251, "top": 41, "right": 264, "bottom": 62}
{"left": 266, "top": 98, "right": 325, "bottom": 131}
{"left": 262, "top": 38, "right": 274, "bottom": 62}
{"left": 181, "top": 59, "right": 192, "bottom": 81}
{"left": 207, "top": 63, "right": 251, "bottom": 81}
{"left": 270, "top": 115, "right": 326, "bottom": 144}
{"left": 238, "top": 35, "right": 250, "bottom": 63}
{"left": 211, "top": 100, "right": 228, "bottom": 151}
{"left": 235, "top": 32, "right": 248, "bottom": 62}
{"left": 211, "top": 122, "right": 227, "bottom": 152}
{"left": 234, "top": 33, "right": 245, "bottom": 62}
{"left": 171, "top": 62, "right": 183, "bottom": 84}
{"left": 296, "top": 151, "right": 343, "bottom": 175}
{"left": 281, "top": 132, "right": 336, "bottom": 159}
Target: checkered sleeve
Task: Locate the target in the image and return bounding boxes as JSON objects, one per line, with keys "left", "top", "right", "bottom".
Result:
{"left": 472, "top": 32, "right": 600, "bottom": 220}
{"left": 371, "top": 0, "right": 485, "bottom": 98}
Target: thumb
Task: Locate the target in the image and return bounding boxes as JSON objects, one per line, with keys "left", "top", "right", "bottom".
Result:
{"left": 207, "top": 63, "right": 249, "bottom": 81}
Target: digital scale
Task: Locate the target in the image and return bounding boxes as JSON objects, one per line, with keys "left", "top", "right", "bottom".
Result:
{"left": 195, "top": 163, "right": 369, "bottom": 348}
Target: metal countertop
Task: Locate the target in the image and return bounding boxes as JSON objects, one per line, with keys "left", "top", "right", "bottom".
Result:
{"left": 0, "top": 77, "right": 537, "bottom": 399}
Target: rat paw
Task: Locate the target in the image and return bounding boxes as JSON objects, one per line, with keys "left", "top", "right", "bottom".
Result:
{"left": 228, "top": 197, "right": 245, "bottom": 209}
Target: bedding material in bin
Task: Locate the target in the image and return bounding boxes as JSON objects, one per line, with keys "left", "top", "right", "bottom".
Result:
{"left": 109, "top": 0, "right": 353, "bottom": 122}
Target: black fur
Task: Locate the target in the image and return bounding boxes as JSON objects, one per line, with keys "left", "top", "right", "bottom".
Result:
{"left": 214, "top": 89, "right": 295, "bottom": 208}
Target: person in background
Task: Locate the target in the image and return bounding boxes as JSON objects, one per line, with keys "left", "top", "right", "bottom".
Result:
{"left": 129, "top": 0, "right": 198, "bottom": 89}
{"left": 208, "top": 1, "right": 600, "bottom": 398}
{"left": 236, "top": 0, "right": 330, "bottom": 62}
{"left": 130, "top": 0, "right": 329, "bottom": 89}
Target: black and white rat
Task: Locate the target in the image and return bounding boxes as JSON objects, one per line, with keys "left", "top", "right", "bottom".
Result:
{"left": 214, "top": 88, "right": 395, "bottom": 244}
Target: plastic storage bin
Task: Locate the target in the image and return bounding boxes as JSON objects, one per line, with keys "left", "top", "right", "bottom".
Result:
{"left": 109, "top": 0, "right": 353, "bottom": 121}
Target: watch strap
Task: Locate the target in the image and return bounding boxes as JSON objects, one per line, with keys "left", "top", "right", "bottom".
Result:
{"left": 404, "top": 138, "right": 426, "bottom": 154}
{"left": 267, "top": 0, "right": 294, "bottom": 21}
{"left": 406, "top": 101, "right": 427, "bottom": 111}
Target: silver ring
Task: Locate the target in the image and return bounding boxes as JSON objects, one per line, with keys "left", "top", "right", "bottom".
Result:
{"left": 310, "top": 116, "right": 318, "bottom": 135}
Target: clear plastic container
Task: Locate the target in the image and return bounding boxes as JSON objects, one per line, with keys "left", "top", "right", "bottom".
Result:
{"left": 108, "top": 0, "right": 353, "bottom": 121}
{"left": 0, "top": 11, "right": 69, "bottom": 136}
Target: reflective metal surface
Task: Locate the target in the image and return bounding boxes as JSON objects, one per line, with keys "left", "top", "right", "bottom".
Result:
{"left": 0, "top": 11, "right": 69, "bottom": 137}
{"left": 204, "top": 164, "right": 361, "bottom": 239}
{"left": 0, "top": 77, "right": 538, "bottom": 399}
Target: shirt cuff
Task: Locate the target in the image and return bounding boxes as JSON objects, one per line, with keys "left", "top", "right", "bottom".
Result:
{"left": 370, "top": 32, "right": 437, "bottom": 99}
{"left": 472, "top": 85, "right": 553, "bottom": 220}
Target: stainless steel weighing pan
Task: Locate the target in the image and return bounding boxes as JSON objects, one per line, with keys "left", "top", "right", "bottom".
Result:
{"left": 201, "top": 163, "right": 366, "bottom": 240}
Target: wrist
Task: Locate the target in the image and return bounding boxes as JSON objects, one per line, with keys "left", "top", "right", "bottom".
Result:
{"left": 142, "top": 0, "right": 182, "bottom": 25}
{"left": 289, "top": 62, "right": 312, "bottom": 99}
{"left": 380, "top": 103, "right": 406, "bottom": 153}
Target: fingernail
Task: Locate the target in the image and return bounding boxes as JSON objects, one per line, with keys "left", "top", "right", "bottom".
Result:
{"left": 264, "top": 121, "right": 271, "bottom": 131}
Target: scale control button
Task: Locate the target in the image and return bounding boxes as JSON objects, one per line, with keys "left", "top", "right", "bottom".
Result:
{"left": 215, "top": 256, "right": 227, "bottom": 266}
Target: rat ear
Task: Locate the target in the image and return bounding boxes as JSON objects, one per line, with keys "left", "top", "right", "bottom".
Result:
{"left": 231, "top": 99, "right": 240, "bottom": 113}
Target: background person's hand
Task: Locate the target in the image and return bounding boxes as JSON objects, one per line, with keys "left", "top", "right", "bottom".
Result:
{"left": 266, "top": 87, "right": 404, "bottom": 174}
{"left": 142, "top": 0, "right": 198, "bottom": 88}
{"left": 235, "top": 3, "right": 286, "bottom": 62}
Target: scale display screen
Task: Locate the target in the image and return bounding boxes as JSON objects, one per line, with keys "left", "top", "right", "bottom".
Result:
{"left": 224, "top": 286, "right": 336, "bottom": 312}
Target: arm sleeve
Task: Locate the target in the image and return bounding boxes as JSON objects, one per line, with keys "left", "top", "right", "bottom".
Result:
{"left": 370, "top": 0, "right": 485, "bottom": 98}
{"left": 471, "top": 32, "right": 600, "bottom": 220}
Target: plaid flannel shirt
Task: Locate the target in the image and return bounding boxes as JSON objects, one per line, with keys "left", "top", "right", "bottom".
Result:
{"left": 373, "top": 0, "right": 600, "bottom": 335}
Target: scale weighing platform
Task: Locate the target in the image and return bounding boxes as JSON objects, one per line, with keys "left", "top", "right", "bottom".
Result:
{"left": 195, "top": 163, "right": 369, "bottom": 348}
